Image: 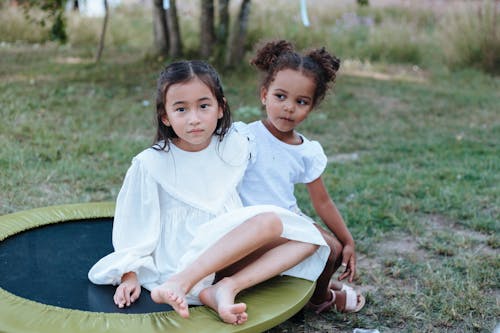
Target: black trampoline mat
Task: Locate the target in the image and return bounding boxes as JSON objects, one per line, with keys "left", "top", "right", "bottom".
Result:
{"left": 0, "top": 218, "right": 173, "bottom": 314}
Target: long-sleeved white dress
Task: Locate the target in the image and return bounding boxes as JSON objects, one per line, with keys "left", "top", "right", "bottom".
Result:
{"left": 88, "top": 130, "right": 329, "bottom": 304}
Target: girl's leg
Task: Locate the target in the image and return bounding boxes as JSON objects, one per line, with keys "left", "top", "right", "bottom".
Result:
{"left": 308, "top": 226, "right": 364, "bottom": 313}
{"left": 151, "top": 212, "right": 284, "bottom": 318}
{"left": 199, "top": 239, "right": 318, "bottom": 324}
{"left": 309, "top": 226, "right": 343, "bottom": 304}
{"left": 215, "top": 237, "right": 290, "bottom": 281}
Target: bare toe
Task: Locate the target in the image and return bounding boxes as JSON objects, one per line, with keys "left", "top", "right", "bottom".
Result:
{"left": 199, "top": 278, "right": 247, "bottom": 325}
{"left": 219, "top": 303, "right": 247, "bottom": 324}
{"left": 151, "top": 283, "right": 189, "bottom": 318}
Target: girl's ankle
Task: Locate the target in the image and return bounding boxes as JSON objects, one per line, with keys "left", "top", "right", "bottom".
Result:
{"left": 218, "top": 277, "right": 240, "bottom": 294}
{"left": 310, "top": 290, "right": 333, "bottom": 305}
{"left": 164, "top": 275, "right": 191, "bottom": 294}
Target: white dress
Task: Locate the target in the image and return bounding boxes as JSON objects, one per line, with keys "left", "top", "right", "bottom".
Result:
{"left": 236, "top": 121, "right": 327, "bottom": 214}
{"left": 88, "top": 129, "right": 329, "bottom": 304}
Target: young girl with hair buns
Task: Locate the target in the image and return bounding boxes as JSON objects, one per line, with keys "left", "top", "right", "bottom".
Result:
{"left": 236, "top": 40, "right": 365, "bottom": 314}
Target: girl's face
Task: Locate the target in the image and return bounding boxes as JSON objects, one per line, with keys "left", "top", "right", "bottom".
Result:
{"left": 162, "top": 77, "right": 223, "bottom": 152}
{"left": 260, "top": 69, "right": 315, "bottom": 142}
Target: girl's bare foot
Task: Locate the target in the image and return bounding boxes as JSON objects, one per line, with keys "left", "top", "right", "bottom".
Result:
{"left": 199, "top": 278, "right": 248, "bottom": 325}
{"left": 151, "top": 280, "right": 189, "bottom": 318}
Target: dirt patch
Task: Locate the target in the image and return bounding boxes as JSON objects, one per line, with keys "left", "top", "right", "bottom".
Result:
{"left": 378, "top": 235, "right": 419, "bottom": 256}
{"left": 355, "top": 233, "right": 425, "bottom": 296}
{"left": 54, "top": 56, "right": 94, "bottom": 65}
{"left": 340, "top": 59, "right": 428, "bottom": 84}
{"left": 327, "top": 152, "right": 361, "bottom": 164}
{"left": 422, "top": 214, "right": 497, "bottom": 256}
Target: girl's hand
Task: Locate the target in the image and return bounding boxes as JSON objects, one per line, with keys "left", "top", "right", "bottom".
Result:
{"left": 114, "top": 272, "right": 141, "bottom": 308}
{"left": 338, "top": 244, "right": 357, "bottom": 283}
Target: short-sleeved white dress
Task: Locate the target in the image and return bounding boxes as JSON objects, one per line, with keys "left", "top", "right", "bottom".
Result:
{"left": 236, "top": 121, "right": 327, "bottom": 215}
{"left": 88, "top": 129, "right": 329, "bottom": 304}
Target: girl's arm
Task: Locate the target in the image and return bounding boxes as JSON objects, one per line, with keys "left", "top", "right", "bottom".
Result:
{"left": 89, "top": 158, "right": 161, "bottom": 287}
{"left": 306, "top": 176, "right": 357, "bottom": 281}
{"left": 306, "top": 176, "right": 353, "bottom": 246}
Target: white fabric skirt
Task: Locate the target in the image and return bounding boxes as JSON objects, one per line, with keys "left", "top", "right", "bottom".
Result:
{"left": 176, "top": 204, "right": 330, "bottom": 304}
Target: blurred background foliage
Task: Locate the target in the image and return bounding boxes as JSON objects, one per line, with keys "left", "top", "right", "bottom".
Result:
{"left": 1, "top": 0, "right": 499, "bottom": 74}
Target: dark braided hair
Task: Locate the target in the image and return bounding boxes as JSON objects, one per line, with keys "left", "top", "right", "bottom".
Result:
{"left": 154, "top": 60, "right": 231, "bottom": 150}
{"left": 251, "top": 40, "right": 340, "bottom": 107}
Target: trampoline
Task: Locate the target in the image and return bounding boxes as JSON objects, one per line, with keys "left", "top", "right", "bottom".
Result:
{"left": 0, "top": 202, "right": 314, "bottom": 333}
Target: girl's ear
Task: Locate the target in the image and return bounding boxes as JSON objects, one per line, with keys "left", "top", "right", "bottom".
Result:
{"left": 218, "top": 98, "right": 226, "bottom": 119}
{"left": 260, "top": 87, "right": 268, "bottom": 105}
{"left": 161, "top": 114, "right": 170, "bottom": 126}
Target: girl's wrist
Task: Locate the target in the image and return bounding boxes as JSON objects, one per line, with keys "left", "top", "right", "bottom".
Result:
{"left": 121, "top": 271, "right": 138, "bottom": 282}
{"left": 343, "top": 239, "right": 355, "bottom": 248}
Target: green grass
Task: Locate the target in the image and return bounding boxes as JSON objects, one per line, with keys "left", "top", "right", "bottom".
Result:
{"left": 1, "top": 41, "right": 498, "bottom": 333}
{"left": 1, "top": 2, "right": 499, "bottom": 332}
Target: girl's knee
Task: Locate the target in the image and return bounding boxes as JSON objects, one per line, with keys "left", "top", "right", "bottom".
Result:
{"left": 254, "top": 212, "right": 283, "bottom": 237}
{"left": 326, "top": 236, "right": 343, "bottom": 263}
{"left": 306, "top": 243, "right": 319, "bottom": 257}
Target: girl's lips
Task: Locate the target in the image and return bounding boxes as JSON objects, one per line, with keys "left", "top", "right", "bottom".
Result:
{"left": 188, "top": 129, "right": 204, "bottom": 133}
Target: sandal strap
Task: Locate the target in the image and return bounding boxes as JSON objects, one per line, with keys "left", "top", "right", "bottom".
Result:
{"left": 308, "top": 285, "right": 365, "bottom": 314}
{"left": 343, "top": 287, "right": 358, "bottom": 311}
{"left": 312, "top": 289, "right": 336, "bottom": 314}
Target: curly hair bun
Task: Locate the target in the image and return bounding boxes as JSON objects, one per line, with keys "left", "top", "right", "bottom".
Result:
{"left": 307, "top": 47, "right": 341, "bottom": 83}
{"left": 251, "top": 40, "right": 295, "bottom": 71}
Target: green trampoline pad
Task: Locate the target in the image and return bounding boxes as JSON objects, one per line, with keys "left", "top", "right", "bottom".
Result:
{"left": 0, "top": 202, "right": 314, "bottom": 333}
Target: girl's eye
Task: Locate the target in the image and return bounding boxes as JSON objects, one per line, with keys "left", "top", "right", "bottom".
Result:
{"left": 275, "top": 94, "right": 285, "bottom": 100}
{"left": 200, "top": 103, "right": 209, "bottom": 109}
{"left": 297, "top": 99, "right": 309, "bottom": 106}
{"left": 175, "top": 107, "right": 185, "bottom": 112}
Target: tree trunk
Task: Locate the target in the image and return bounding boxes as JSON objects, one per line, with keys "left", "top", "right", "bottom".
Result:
{"left": 217, "top": 0, "right": 230, "bottom": 45}
{"left": 168, "top": 0, "right": 182, "bottom": 58}
{"left": 226, "top": 0, "right": 251, "bottom": 67}
{"left": 200, "top": 0, "right": 215, "bottom": 58}
{"left": 152, "top": 0, "right": 169, "bottom": 56}
{"left": 209, "top": 0, "right": 230, "bottom": 64}
{"left": 95, "top": 0, "right": 108, "bottom": 63}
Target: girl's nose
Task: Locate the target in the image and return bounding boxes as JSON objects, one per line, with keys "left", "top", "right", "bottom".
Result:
{"left": 284, "top": 101, "right": 294, "bottom": 112}
{"left": 188, "top": 111, "right": 201, "bottom": 124}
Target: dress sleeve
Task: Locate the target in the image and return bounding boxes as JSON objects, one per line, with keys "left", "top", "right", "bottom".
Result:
{"left": 302, "top": 140, "right": 328, "bottom": 184}
{"left": 232, "top": 121, "right": 256, "bottom": 164}
{"left": 88, "top": 158, "right": 161, "bottom": 286}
